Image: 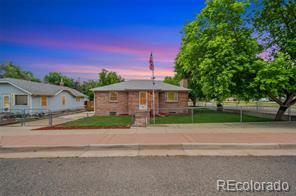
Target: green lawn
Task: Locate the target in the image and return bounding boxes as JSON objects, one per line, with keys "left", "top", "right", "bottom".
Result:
{"left": 61, "top": 116, "right": 133, "bottom": 127}
{"left": 220, "top": 101, "right": 296, "bottom": 109}
{"left": 153, "top": 109, "right": 272, "bottom": 124}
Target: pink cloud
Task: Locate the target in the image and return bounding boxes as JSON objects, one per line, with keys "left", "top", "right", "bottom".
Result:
{"left": 1, "top": 29, "right": 179, "bottom": 80}
{"left": 0, "top": 32, "right": 179, "bottom": 64}
{"left": 29, "top": 63, "right": 174, "bottom": 80}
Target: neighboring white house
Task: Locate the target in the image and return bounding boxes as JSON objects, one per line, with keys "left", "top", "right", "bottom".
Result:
{"left": 0, "top": 78, "right": 88, "bottom": 113}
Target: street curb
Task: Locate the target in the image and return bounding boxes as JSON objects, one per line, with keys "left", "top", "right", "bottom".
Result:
{"left": 1, "top": 143, "right": 296, "bottom": 153}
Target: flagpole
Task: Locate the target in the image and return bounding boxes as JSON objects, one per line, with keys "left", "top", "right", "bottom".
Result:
{"left": 152, "top": 68, "right": 155, "bottom": 125}
{"left": 149, "top": 52, "right": 156, "bottom": 125}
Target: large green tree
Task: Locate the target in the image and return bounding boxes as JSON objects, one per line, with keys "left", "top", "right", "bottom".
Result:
{"left": 163, "top": 76, "right": 179, "bottom": 86}
{"left": 79, "top": 69, "right": 124, "bottom": 100}
{"left": 0, "top": 62, "right": 40, "bottom": 82}
{"left": 97, "top": 69, "right": 124, "bottom": 86}
{"left": 176, "top": 0, "right": 261, "bottom": 103}
{"left": 43, "top": 72, "right": 75, "bottom": 88}
{"left": 79, "top": 80, "right": 99, "bottom": 100}
{"left": 254, "top": 52, "right": 296, "bottom": 120}
{"left": 253, "top": 0, "right": 296, "bottom": 120}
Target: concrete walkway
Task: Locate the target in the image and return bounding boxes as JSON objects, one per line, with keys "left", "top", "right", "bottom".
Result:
{"left": 1, "top": 122, "right": 296, "bottom": 158}
{"left": 0, "top": 121, "right": 295, "bottom": 136}
{"left": 1, "top": 132, "right": 296, "bottom": 148}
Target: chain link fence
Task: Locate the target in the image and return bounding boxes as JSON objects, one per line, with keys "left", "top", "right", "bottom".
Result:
{"left": 150, "top": 105, "right": 295, "bottom": 124}
{"left": 0, "top": 108, "right": 53, "bottom": 127}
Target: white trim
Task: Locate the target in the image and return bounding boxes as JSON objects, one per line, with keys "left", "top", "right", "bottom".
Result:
{"left": 29, "top": 95, "right": 32, "bottom": 111}
{"left": 2, "top": 95, "right": 10, "bottom": 112}
{"left": 93, "top": 92, "right": 96, "bottom": 114}
{"left": 55, "top": 90, "right": 66, "bottom": 96}
{"left": 0, "top": 81, "right": 32, "bottom": 95}
{"left": 11, "top": 93, "right": 15, "bottom": 106}
{"left": 55, "top": 89, "right": 82, "bottom": 97}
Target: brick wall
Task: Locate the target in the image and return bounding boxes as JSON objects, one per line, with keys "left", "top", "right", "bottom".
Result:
{"left": 95, "top": 91, "right": 128, "bottom": 116}
{"left": 159, "top": 91, "right": 189, "bottom": 114}
{"left": 148, "top": 91, "right": 159, "bottom": 114}
{"left": 127, "top": 91, "right": 139, "bottom": 115}
{"left": 95, "top": 91, "right": 188, "bottom": 116}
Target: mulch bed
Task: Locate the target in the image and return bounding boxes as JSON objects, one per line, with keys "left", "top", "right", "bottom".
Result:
{"left": 33, "top": 125, "right": 131, "bottom": 130}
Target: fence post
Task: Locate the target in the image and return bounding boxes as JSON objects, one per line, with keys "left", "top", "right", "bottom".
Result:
{"left": 21, "top": 109, "right": 26, "bottom": 126}
{"left": 49, "top": 110, "right": 53, "bottom": 127}
{"left": 288, "top": 107, "right": 291, "bottom": 122}
{"left": 191, "top": 108, "right": 194, "bottom": 123}
{"left": 240, "top": 106, "right": 243, "bottom": 123}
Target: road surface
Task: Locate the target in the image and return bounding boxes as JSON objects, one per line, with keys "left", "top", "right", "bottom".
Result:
{"left": 1, "top": 156, "right": 296, "bottom": 196}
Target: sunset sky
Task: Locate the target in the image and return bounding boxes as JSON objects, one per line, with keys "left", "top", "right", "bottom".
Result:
{"left": 0, "top": 0, "right": 204, "bottom": 81}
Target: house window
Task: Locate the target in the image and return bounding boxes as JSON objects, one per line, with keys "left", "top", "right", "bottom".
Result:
{"left": 41, "top": 96, "right": 47, "bottom": 106}
{"left": 15, "top": 95, "right": 28, "bottom": 105}
{"left": 61, "top": 96, "right": 66, "bottom": 105}
{"left": 165, "top": 92, "right": 178, "bottom": 102}
{"left": 109, "top": 112, "right": 117, "bottom": 116}
{"left": 109, "top": 92, "right": 118, "bottom": 102}
{"left": 76, "top": 97, "right": 81, "bottom": 102}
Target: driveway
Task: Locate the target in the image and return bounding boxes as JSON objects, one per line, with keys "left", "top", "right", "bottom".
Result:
{"left": 25, "top": 111, "right": 91, "bottom": 126}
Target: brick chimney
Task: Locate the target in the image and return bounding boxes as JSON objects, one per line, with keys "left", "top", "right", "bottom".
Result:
{"left": 179, "top": 79, "right": 188, "bottom": 88}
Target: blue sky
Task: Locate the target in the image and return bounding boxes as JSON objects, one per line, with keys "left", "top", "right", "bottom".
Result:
{"left": 0, "top": 0, "right": 205, "bottom": 80}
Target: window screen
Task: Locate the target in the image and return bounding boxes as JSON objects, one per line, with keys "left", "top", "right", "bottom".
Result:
{"left": 15, "top": 95, "right": 28, "bottom": 105}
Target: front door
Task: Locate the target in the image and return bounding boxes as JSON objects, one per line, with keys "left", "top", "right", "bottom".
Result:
{"left": 3, "top": 95, "right": 10, "bottom": 112}
{"left": 139, "top": 91, "right": 148, "bottom": 110}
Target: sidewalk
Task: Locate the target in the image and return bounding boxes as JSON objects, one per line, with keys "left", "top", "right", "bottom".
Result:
{"left": 1, "top": 122, "right": 296, "bottom": 158}
{"left": 2, "top": 132, "right": 296, "bottom": 148}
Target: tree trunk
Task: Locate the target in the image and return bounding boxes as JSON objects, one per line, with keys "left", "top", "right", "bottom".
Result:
{"left": 275, "top": 106, "right": 288, "bottom": 121}
{"left": 192, "top": 98, "right": 196, "bottom": 107}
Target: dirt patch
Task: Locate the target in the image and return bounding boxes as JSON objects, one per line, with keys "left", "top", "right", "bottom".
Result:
{"left": 33, "top": 125, "right": 131, "bottom": 130}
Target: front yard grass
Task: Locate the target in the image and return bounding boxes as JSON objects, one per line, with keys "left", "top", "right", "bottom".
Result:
{"left": 60, "top": 115, "right": 133, "bottom": 128}
{"left": 153, "top": 109, "right": 272, "bottom": 124}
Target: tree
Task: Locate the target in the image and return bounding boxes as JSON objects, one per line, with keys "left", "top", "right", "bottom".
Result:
{"left": 79, "top": 69, "right": 124, "bottom": 100}
{"left": 254, "top": 52, "right": 296, "bottom": 120}
{"left": 253, "top": 0, "right": 296, "bottom": 120}
{"left": 79, "top": 80, "right": 99, "bottom": 100}
{"left": 0, "top": 62, "right": 40, "bottom": 82}
{"left": 43, "top": 72, "right": 75, "bottom": 88}
{"left": 98, "top": 69, "right": 124, "bottom": 86}
{"left": 176, "top": 0, "right": 261, "bottom": 104}
{"left": 163, "top": 76, "right": 179, "bottom": 86}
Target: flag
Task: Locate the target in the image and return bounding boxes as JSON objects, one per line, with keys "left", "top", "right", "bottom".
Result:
{"left": 149, "top": 52, "right": 154, "bottom": 71}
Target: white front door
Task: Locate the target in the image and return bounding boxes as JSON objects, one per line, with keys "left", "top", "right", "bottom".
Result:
{"left": 3, "top": 95, "right": 10, "bottom": 112}
{"left": 139, "top": 91, "right": 148, "bottom": 110}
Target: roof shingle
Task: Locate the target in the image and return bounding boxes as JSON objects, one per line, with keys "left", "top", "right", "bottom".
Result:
{"left": 92, "top": 80, "right": 189, "bottom": 91}
{"left": 0, "top": 78, "right": 87, "bottom": 97}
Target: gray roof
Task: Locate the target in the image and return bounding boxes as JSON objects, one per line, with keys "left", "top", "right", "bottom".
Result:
{"left": 92, "top": 80, "right": 189, "bottom": 92}
{"left": 0, "top": 78, "right": 87, "bottom": 97}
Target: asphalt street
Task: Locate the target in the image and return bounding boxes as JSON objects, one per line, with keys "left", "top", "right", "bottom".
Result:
{"left": 1, "top": 156, "right": 296, "bottom": 196}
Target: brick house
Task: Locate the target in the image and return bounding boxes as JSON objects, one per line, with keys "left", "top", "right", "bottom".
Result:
{"left": 92, "top": 80, "right": 189, "bottom": 116}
